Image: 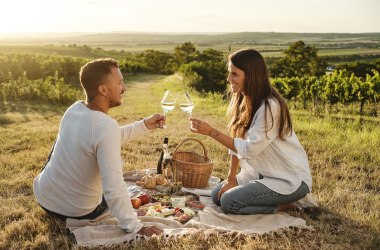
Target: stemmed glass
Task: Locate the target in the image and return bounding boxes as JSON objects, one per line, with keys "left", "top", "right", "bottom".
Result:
{"left": 178, "top": 91, "right": 194, "bottom": 117}
{"left": 160, "top": 90, "right": 177, "bottom": 128}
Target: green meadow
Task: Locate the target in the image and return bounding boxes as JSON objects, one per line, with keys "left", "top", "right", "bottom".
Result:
{"left": 0, "top": 75, "right": 379, "bottom": 249}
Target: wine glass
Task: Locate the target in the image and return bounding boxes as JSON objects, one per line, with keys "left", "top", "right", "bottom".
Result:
{"left": 178, "top": 91, "right": 194, "bottom": 117}
{"left": 160, "top": 90, "right": 176, "bottom": 128}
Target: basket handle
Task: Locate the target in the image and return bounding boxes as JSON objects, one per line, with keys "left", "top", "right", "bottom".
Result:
{"left": 172, "top": 138, "right": 209, "bottom": 160}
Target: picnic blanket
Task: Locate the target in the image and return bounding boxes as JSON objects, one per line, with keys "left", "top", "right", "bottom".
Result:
{"left": 66, "top": 191, "right": 318, "bottom": 247}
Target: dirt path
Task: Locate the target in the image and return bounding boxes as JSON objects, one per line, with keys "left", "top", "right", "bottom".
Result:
{"left": 110, "top": 75, "right": 167, "bottom": 121}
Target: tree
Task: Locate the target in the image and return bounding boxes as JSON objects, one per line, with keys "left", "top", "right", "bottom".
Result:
{"left": 270, "top": 40, "right": 326, "bottom": 78}
{"left": 142, "top": 50, "right": 174, "bottom": 74}
{"left": 173, "top": 42, "right": 199, "bottom": 69}
{"left": 179, "top": 49, "right": 227, "bottom": 93}
{"left": 336, "top": 61, "right": 380, "bottom": 79}
{"left": 197, "top": 48, "right": 224, "bottom": 62}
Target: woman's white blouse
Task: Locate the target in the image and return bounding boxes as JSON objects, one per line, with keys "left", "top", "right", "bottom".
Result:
{"left": 230, "top": 98, "right": 312, "bottom": 195}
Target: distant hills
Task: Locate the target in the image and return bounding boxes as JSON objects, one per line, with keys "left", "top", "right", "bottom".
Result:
{"left": 1, "top": 32, "right": 379, "bottom": 46}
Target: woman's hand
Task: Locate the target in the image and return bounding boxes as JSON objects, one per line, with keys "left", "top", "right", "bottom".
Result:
{"left": 189, "top": 118, "right": 215, "bottom": 136}
{"left": 190, "top": 118, "right": 236, "bottom": 152}
{"left": 144, "top": 114, "right": 166, "bottom": 130}
{"left": 218, "top": 179, "right": 238, "bottom": 200}
{"left": 137, "top": 226, "right": 163, "bottom": 236}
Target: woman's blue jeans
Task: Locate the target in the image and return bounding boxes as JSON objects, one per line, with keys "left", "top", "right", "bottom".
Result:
{"left": 211, "top": 181, "right": 309, "bottom": 214}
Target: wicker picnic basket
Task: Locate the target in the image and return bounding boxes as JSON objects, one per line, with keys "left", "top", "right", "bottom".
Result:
{"left": 171, "top": 138, "right": 213, "bottom": 188}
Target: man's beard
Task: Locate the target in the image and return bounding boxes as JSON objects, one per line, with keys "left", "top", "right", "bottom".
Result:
{"left": 109, "top": 98, "right": 121, "bottom": 108}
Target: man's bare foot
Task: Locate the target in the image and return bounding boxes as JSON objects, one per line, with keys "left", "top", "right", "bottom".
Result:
{"left": 277, "top": 203, "right": 297, "bottom": 212}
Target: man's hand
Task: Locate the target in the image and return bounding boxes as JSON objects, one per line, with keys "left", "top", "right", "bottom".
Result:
{"left": 137, "top": 226, "right": 163, "bottom": 236}
{"left": 144, "top": 114, "right": 166, "bottom": 130}
{"left": 218, "top": 179, "right": 238, "bottom": 200}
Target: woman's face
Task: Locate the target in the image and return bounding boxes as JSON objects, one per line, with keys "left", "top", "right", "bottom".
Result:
{"left": 227, "top": 61, "right": 245, "bottom": 94}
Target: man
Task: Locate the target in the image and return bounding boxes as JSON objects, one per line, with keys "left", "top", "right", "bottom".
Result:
{"left": 33, "top": 58, "right": 163, "bottom": 236}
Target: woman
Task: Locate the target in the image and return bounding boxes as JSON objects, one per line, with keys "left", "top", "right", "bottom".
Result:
{"left": 189, "top": 49, "right": 312, "bottom": 215}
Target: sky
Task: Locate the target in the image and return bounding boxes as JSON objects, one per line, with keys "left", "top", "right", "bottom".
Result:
{"left": 0, "top": 0, "right": 379, "bottom": 34}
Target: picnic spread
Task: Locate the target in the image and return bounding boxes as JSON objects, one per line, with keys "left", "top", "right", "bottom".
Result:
{"left": 125, "top": 171, "right": 211, "bottom": 224}
{"left": 65, "top": 138, "right": 318, "bottom": 247}
{"left": 123, "top": 138, "right": 217, "bottom": 224}
{"left": 66, "top": 176, "right": 316, "bottom": 247}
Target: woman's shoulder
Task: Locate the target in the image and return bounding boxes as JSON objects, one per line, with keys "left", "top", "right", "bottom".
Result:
{"left": 268, "top": 96, "right": 280, "bottom": 106}
{"left": 258, "top": 97, "right": 280, "bottom": 112}
{"left": 250, "top": 97, "right": 279, "bottom": 123}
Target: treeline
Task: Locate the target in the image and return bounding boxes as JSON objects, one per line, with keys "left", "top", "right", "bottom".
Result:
{"left": 0, "top": 54, "right": 85, "bottom": 104}
{"left": 335, "top": 61, "right": 380, "bottom": 78}
{"left": 0, "top": 54, "right": 86, "bottom": 86}
{"left": 273, "top": 69, "right": 380, "bottom": 116}
{"left": 0, "top": 42, "right": 227, "bottom": 95}
{"left": 323, "top": 54, "right": 380, "bottom": 64}
{"left": 1, "top": 41, "right": 380, "bottom": 116}
{"left": 268, "top": 42, "right": 380, "bottom": 115}
{"left": 316, "top": 42, "right": 380, "bottom": 49}
{"left": 0, "top": 73, "right": 83, "bottom": 105}
{"left": 266, "top": 41, "right": 380, "bottom": 115}
{"left": 119, "top": 43, "right": 226, "bottom": 92}
{"left": 171, "top": 41, "right": 380, "bottom": 116}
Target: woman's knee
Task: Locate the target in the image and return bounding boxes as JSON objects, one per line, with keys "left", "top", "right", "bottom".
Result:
{"left": 211, "top": 183, "right": 223, "bottom": 206}
{"left": 220, "top": 191, "right": 240, "bottom": 214}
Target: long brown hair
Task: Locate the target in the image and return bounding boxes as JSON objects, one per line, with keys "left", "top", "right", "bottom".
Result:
{"left": 227, "top": 49, "right": 292, "bottom": 140}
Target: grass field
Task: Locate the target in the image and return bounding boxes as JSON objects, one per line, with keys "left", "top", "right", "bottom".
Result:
{"left": 0, "top": 75, "right": 379, "bottom": 249}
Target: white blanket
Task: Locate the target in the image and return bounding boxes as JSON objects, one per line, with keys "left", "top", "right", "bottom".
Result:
{"left": 66, "top": 195, "right": 315, "bottom": 247}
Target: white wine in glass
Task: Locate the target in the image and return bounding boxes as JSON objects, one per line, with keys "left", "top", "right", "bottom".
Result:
{"left": 160, "top": 90, "right": 177, "bottom": 128}
{"left": 179, "top": 91, "right": 194, "bottom": 117}
{"left": 161, "top": 102, "right": 176, "bottom": 113}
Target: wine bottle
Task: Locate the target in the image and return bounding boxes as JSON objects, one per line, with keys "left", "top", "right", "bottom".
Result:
{"left": 156, "top": 137, "right": 169, "bottom": 174}
{"left": 162, "top": 139, "right": 171, "bottom": 168}
{"left": 162, "top": 138, "right": 174, "bottom": 181}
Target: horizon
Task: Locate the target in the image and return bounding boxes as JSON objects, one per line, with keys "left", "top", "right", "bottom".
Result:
{"left": 1, "top": 31, "right": 380, "bottom": 37}
{"left": 1, "top": 0, "right": 379, "bottom": 34}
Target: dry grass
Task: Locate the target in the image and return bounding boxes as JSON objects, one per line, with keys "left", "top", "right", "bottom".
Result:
{"left": 0, "top": 74, "right": 379, "bottom": 249}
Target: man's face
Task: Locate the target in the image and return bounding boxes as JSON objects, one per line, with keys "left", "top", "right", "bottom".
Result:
{"left": 103, "top": 67, "right": 126, "bottom": 108}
